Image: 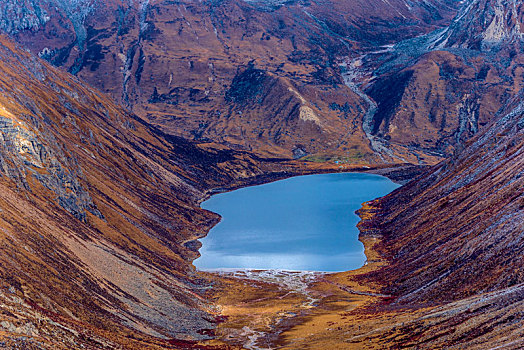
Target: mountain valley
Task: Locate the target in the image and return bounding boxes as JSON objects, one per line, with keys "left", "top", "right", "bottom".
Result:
{"left": 0, "top": 0, "right": 522, "bottom": 349}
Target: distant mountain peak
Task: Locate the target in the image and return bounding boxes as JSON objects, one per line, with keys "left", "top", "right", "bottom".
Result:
{"left": 429, "top": 0, "right": 524, "bottom": 50}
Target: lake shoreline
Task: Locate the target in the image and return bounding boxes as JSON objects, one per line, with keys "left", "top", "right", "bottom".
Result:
{"left": 199, "top": 197, "right": 394, "bottom": 349}
{"left": 197, "top": 162, "right": 426, "bottom": 206}
{"left": 188, "top": 162, "right": 424, "bottom": 269}
{"left": 191, "top": 162, "right": 425, "bottom": 348}
{"left": 195, "top": 172, "right": 400, "bottom": 271}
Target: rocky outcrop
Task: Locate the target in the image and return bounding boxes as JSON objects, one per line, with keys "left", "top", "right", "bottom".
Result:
{"left": 0, "top": 0, "right": 49, "bottom": 34}
{"left": 0, "top": 114, "right": 100, "bottom": 220}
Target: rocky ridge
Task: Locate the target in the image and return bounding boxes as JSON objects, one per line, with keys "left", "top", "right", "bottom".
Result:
{"left": 429, "top": 0, "right": 524, "bottom": 50}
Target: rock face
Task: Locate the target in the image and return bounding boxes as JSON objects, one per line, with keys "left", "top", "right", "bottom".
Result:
{"left": 1, "top": 0, "right": 460, "bottom": 161}
{"left": 353, "top": 0, "right": 524, "bottom": 162}
{"left": 0, "top": 56, "right": 101, "bottom": 221}
{"left": 430, "top": 0, "right": 524, "bottom": 50}
{"left": 0, "top": 0, "right": 50, "bottom": 34}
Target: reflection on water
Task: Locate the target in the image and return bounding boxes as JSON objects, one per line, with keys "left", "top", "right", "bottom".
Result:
{"left": 195, "top": 173, "right": 400, "bottom": 272}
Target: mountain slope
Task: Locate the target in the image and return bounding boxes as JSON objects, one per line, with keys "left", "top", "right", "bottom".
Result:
{"left": 361, "top": 93, "right": 524, "bottom": 304}
{"left": 358, "top": 0, "right": 524, "bottom": 160}
{"left": 1, "top": 0, "right": 461, "bottom": 161}
{"left": 0, "top": 34, "right": 280, "bottom": 348}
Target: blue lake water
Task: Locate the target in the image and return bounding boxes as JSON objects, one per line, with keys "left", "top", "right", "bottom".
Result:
{"left": 194, "top": 173, "right": 400, "bottom": 272}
